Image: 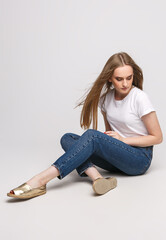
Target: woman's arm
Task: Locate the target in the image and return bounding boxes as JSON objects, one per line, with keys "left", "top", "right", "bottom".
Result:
{"left": 101, "top": 110, "right": 112, "bottom": 131}
{"left": 122, "top": 112, "right": 163, "bottom": 147}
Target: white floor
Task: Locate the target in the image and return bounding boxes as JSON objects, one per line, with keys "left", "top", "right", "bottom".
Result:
{"left": 1, "top": 145, "right": 166, "bottom": 240}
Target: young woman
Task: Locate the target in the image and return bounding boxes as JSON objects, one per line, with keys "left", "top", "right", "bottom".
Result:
{"left": 7, "top": 52, "right": 163, "bottom": 199}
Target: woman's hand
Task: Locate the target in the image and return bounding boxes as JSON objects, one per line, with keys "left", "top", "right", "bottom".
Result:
{"left": 104, "top": 131, "right": 124, "bottom": 142}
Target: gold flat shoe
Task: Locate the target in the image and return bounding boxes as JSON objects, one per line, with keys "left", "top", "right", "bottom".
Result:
{"left": 7, "top": 183, "right": 46, "bottom": 199}
{"left": 92, "top": 177, "right": 117, "bottom": 195}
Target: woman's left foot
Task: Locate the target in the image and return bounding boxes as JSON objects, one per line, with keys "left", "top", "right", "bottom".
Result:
{"left": 92, "top": 177, "right": 117, "bottom": 195}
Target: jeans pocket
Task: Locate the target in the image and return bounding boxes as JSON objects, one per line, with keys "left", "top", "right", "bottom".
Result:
{"left": 142, "top": 146, "right": 153, "bottom": 160}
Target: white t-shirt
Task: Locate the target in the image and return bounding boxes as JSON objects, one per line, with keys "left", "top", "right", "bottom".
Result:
{"left": 98, "top": 86, "right": 155, "bottom": 138}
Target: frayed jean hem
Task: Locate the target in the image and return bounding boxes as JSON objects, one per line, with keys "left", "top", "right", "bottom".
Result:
{"left": 51, "top": 163, "right": 63, "bottom": 180}
{"left": 77, "top": 164, "right": 95, "bottom": 177}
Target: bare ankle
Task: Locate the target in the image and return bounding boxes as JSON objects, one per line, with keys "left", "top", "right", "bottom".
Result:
{"left": 27, "top": 176, "right": 45, "bottom": 188}
{"left": 85, "top": 166, "right": 103, "bottom": 182}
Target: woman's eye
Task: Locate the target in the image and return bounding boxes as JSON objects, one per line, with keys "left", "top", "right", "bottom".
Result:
{"left": 127, "top": 76, "right": 132, "bottom": 80}
{"left": 116, "top": 76, "right": 132, "bottom": 81}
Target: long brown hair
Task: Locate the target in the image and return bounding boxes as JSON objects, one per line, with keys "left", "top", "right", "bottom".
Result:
{"left": 76, "top": 52, "right": 143, "bottom": 130}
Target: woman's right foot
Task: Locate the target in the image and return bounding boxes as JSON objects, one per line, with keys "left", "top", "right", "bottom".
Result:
{"left": 7, "top": 182, "right": 46, "bottom": 199}
{"left": 7, "top": 166, "right": 59, "bottom": 198}
{"left": 8, "top": 176, "right": 44, "bottom": 195}
{"left": 26, "top": 166, "right": 59, "bottom": 190}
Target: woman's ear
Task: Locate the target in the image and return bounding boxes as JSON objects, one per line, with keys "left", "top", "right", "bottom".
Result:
{"left": 108, "top": 79, "right": 112, "bottom": 83}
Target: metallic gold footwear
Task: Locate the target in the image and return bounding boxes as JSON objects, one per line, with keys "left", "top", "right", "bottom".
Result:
{"left": 92, "top": 177, "right": 117, "bottom": 195}
{"left": 7, "top": 183, "right": 46, "bottom": 199}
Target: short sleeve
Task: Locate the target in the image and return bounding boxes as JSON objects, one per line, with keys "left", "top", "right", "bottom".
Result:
{"left": 98, "top": 96, "right": 106, "bottom": 112}
{"left": 136, "top": 91, "right": 155, "bottom": 118}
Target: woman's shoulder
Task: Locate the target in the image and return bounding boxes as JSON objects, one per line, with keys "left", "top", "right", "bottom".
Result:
{"left": 132, "top": 87, "right": 155, "bottom": 118}
{"left": 99, "top": 89, "right": 114, "bottom": 111}
{"left": 100, "top": 88, "right": 114, "bottom": 100}
{"left": 105, "top": 88, "right": 114, "bottom": 97}
{"left": 132, "top": 86, "right": 150, "bottom": 100}
{"left": 132, "top": 86, "right": 154, "bottom": 109}
{"left": 132, "top": 86, "right": 144, "bottom": 94}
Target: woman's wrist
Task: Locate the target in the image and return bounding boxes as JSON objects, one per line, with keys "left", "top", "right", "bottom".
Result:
{"left": 120, "top": 136, "right": 125, "bottom": 143}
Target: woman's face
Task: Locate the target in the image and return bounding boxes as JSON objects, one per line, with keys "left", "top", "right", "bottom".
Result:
{"left": 109, "top": 65, "right": 134, "bottom": 99}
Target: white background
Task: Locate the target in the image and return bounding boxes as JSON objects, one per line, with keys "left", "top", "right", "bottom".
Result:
{"left": 0, "top": 1, "right": 166, "bottom": 240}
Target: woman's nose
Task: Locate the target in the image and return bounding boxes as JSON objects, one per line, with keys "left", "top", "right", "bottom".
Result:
{"left": 122, "top": 80, "right": 127, "bottom": 87}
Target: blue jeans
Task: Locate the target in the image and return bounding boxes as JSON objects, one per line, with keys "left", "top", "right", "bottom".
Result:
{"left": 51, "top": 129, "right": 153, "bottom": 179}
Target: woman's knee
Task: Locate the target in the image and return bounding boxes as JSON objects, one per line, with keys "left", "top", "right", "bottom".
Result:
{"left": 60, "top": 133, "right": 80, "bottom": 150}
{"left": 60, "top": 133, "right": 71, "bottom": 149}
{"left": 82, "top": 129, "right": 99, "bottom": 138}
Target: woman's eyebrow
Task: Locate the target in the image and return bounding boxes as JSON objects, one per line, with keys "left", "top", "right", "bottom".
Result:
{"left": 115, "top": 74, "right": 133, "bottom": 78}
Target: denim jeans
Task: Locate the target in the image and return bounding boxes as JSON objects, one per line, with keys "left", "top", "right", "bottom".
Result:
{"left": 51, "top": 129, "right": 153, "bottom": 179}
